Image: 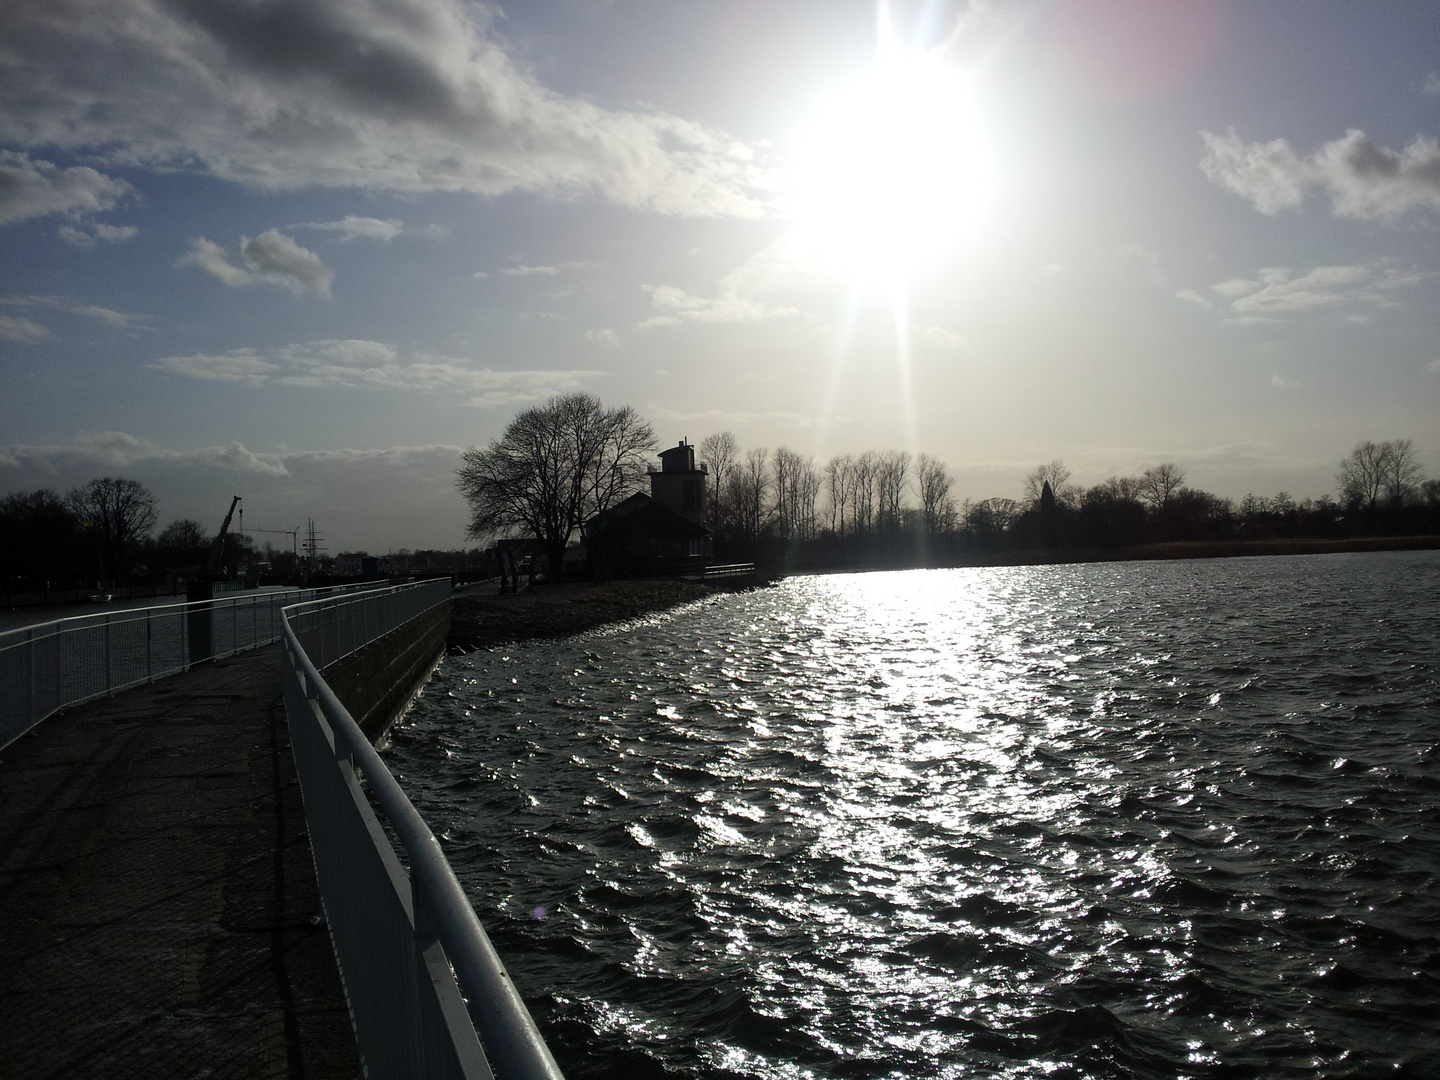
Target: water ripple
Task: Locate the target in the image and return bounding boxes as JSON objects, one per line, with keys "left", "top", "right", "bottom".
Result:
{"left": 389, "top": 551, "right": 1440, "bottom": 1078}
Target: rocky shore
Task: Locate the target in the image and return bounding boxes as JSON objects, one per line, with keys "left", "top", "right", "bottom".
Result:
{"left": 446, "top": 578, "right": 738, "bottom": 651}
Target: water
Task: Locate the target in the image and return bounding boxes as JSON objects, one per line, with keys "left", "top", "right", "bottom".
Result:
{"left": 387, "top": 551, "right": 1440, "bottom": 1079}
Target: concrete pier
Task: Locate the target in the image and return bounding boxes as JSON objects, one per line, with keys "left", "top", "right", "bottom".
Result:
{"left": 0, "top": 648, "right": 359, "bottom": 1079}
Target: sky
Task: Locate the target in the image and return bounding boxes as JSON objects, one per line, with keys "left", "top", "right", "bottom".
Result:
{"left": 2, "top": 0, "right": 1438, "bottom": 553}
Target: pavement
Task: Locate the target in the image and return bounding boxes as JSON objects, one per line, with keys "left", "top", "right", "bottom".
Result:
{"left": 0, "top": 647, "right": 359, "bottom": 1080}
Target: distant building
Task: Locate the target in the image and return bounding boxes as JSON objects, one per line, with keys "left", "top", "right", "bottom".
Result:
{"left": 647, "top": 439, "right": 707, "bottom": 525}
{"left": 334, "top": 551, "right": 367, "bottom": 577}
{"left": 583, "top": 440, "right": 712, "bottom": 578}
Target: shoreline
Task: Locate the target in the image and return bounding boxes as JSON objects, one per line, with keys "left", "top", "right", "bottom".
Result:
{"left": 446, "top": 578, "right": 737, "bottom": 651}
{"left": 446, "top": 537, "right": 1437, "bottom": 650}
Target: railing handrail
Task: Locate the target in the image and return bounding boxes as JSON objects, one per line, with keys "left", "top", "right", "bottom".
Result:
{"left": 0, "top": 584, "right": 371, "bottom": 650}
{"left": 280, "top": 582, "right": 565, "bottom": 1080}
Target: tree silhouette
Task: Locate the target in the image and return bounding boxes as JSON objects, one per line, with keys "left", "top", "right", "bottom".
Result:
{"left": 65, "top": 477, "right": 157, "bottom": 585}
{"left": 456, "top": 393, "right": 654, "bottom": 576}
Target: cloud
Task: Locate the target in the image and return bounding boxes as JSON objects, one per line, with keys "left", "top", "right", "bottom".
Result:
{"left": 1424, "top": 72, "right": 1440, "bottom": 98}
{"left": 637, "top": 234, "right": 809, "bottom": 329}
{"left": 0, "top": 314, "right": 50, "bottom": 342}
{"left": 58, "top": 222, "right": 138, "bottom": 246}
{"left": 1175, "top": 288, "right": 1214, "bottom": 309}
{"left": 301, "top": 215, "right": 403, "bottom": 242}
{"left": 0, "top": 430, "right": 289, "bottom": 477}
{"left": 0, "top": 150, "right": 133, "bottom": 224}
{"left": 177, "top": 230, "right": 334, "bottom": 295}
{"left": 1270, "top": 374, "right": 1294, "bottom": 389}
{"left": 1428, "top": 357, "right": 1440, "bottom": 374}
{"left": 148, "top": 338, "right": 601, "bottom": 404}
{"left": 0, "top": 0, "right": 765, "bottom": 219}
{"left": 919, "top": 325, "right": 969, "bottom": 351}
{"left": 0, "top": 294, "right": 143, "bottom": 331}
{"left": 585, "top": 327, "right": 620, "bottom": 349}
{"left": 1200, "top": 262, "right": 1424, "bottom": 318}
{"left": 1202, "top": 127, "right": 1440, "bottom": 219}
{"left": 503, "top": 265, "right": 557, "bottom": 277}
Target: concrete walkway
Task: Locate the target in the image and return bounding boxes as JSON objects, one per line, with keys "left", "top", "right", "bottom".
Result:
{"left": 0, "top": 647, "right": 359, "bottom": 1079}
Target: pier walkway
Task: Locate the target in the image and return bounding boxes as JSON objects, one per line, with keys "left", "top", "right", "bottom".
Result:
{"left": 0, "top": 647, "right": 358, "bottom": 1079}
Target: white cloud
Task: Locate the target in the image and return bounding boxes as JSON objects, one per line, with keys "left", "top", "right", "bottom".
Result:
{"left": 302, "top": 215, "right": 403, "bottom": 242}
{"left": 919, "top": 325, "right": 969, "bottom": 351}
{"left": 147, "top": 338, "right": 601, "bottom": 404}
{"left": 58, "top": 222, "right": 139, "bottom": 246}
{"left": 1175, "top": 288, "right": 1214, "bottom": 309}
{"left": 1427, "top": 357, "right": 1440, "bottom": 374}
{"left": 585, "top": 327, "right": 620, "bottom": 349}
{"left": 0, "top": 431, "right": 289, "bottom": 477}
{"left": 0, "top": 0, "right": 765, "bottom": 219}
{"left": 637, "top": 234, "right": 809, "bottom": 329}
{"left": 1423, "top": 72, "right": 1440, "bottom": 98}
{"left": 1199, "top": 262, "right": 1425, "bottom": 317}
{"left": 1270, "top": 374, "right": 1294, "bottom": 389}
{"left": 0, "top": 150, "right": 133, "bottom": 224}
{"left": 503, "top": 265, "right": 558, "bottom": 277}
{"left": 68, "top": 304, "right": 136, "bottom": 328}
{"left": 177, "top": 230, "right": 334, "bottom": 296}
{"left": 0, "top": 295, "right": 142, "bottom": 332}
{"left": 1202, "top": 127, "right": 1440, "bottom": 219}
{"left": 0, "top": 314, "right": 51, "bottom": 342}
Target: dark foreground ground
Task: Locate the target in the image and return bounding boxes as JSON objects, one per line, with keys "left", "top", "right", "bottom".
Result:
{"left": 448, "top": 578, "right": 737, "bottom": 651}
{"left": 0, "top": 649, "right": 358, "bottom": 1080}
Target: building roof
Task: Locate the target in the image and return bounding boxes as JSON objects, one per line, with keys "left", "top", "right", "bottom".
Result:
{"left": 585, "top": 492, "right": 709, "bottom": 544}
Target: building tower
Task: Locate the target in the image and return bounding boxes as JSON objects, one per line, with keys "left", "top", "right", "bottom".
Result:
{"left": 649, "top": 439, "right": 707, "bottom": 525}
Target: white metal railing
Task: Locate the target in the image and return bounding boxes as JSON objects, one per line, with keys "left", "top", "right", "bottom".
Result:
{"left": 280, "top": 580, "right": 565, "bottom": 1080}
{"left": 0, "top": 585, "right": 368, "bottom": 752}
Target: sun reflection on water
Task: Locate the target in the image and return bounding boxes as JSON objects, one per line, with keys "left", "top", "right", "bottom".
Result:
{"left": 391, "top": 555, "right": 1440, "bottom": 1078}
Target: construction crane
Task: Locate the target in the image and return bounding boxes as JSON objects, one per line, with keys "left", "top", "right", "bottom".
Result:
{"left": 246, "top": 526, "right": 301, "bottom": 560}
{"left": 205, "top": 495, "right": 242, "bottom": 578}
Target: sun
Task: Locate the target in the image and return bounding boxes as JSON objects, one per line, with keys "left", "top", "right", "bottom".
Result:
{"left": 787, "top": 52, "right": 994, "bottom": 291}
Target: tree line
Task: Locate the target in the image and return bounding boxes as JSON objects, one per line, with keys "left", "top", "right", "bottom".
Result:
{"left": 696, "top": 433, "right": 1438, "bottom": 568}
{"left": 453, "top": 394, "right": 1437, "bottom": 578}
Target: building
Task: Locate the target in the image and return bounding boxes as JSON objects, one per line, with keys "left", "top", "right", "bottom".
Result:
{"left": 647, "top": 439, "right": 707, "bottom": 524}
{"left": 583, "top": 440, "right": 712, "bottom": 578}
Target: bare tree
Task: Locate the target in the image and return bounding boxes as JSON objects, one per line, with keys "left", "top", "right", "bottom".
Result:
{"left": 735, "top": 447, "right": 771, "bottom": 541}
{"left": 823, "top": 454, "right": 852, "bottom": 535}
{"left": 157, "top": 518, "right": 210, "bottom": 569}
{"left": 915, "top": 454, "right": 955, "bottom": 535}
{"left": 1090, "top": 475, "right": 1142, "bottom": 503}
{"left": 456, "top": 393, "right": 654, "bottom": 576}
{"left": 1337, "top": 440, "right": 1389, "bottom": 519}
{"left": 700, "top": 431, "right": 739, "bottom": 535}
{"left": 1138, "top": 463, "right": 1186, "bottom": 513}
{"left": 1381, "top": 438, "right": 1423, "bottom": 510}
{"left": 875, "top": 451, "right": 911, "bottom": 533}
{"left": 964, "top": 497, "right": 1021, "bottom": 538}
{"left": 65, "top": 476, "right": 158, "bottom": 585}
{"left": 1024, "top": 461, "right": 1074, "bottom": 508}
{"left": 850, "top": 451, "right": 878, "bottom": 535}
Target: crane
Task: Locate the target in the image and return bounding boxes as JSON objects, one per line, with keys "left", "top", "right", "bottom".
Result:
{"left": 246, "top": 526, "right": 301, "bottom": 560}
{"left": 205, "top": 495, "right": 242, "bottom": 577}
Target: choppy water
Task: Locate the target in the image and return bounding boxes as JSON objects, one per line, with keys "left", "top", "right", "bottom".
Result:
{"left": 388, "top": 551, "right": 1440, "bottom": 1079}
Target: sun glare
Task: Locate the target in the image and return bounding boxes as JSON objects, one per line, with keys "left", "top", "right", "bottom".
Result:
{"left": 788, "top": 52, "right": 994, "bottom": 290}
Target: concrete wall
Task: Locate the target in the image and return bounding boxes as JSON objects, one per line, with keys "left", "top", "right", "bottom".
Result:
{"left": 321, "top": 602, "right": 450, "bottom": 743}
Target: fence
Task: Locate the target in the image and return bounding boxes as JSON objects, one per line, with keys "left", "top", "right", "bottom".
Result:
{"left": 281, "top": 580, "right": 565, "bottom": 1080}
{"left": 0, "top": 585, "right": 366, "bottom": 752}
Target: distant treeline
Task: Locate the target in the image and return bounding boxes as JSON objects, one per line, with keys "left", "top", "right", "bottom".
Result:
{"left": 0, "top": 476, "right": 489, "bottom": 600}
{"left": 695, "top": 433, "right": 1440, "bottom": 571}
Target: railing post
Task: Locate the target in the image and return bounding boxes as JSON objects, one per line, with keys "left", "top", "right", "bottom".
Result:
{"left": 146, "top": 610, "right": 152, "bottom": 682}
{"left": 103, "top": 613, "right": 112, "bottom": 695}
